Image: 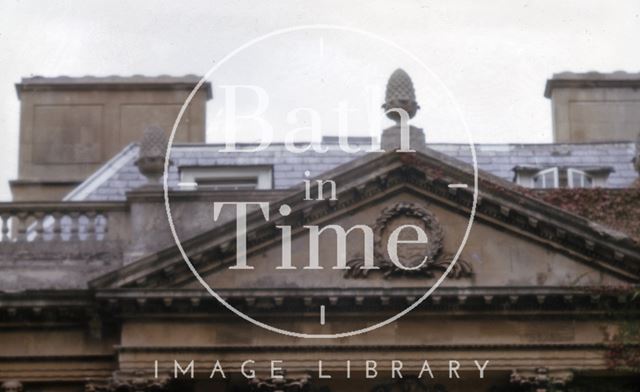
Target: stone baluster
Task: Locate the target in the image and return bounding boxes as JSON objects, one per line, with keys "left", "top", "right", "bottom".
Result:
{"left": 85, "top": 210, "right": 97, "bottom": 241}
{"left": 69, "top": 211, "right": 80, "bottom": 241}
{"left": 51, "top": 211, "right": 63, "bottom": 241}
{"left": 15, "top": 212, "right": 28, "bottom": 242}
{"left": 99, "top": 211, "right": 109, "bottom": 240}
{"left": 33, "top": 211, "right": 45, "bottom": 241}
{"left": 0, "top": 214, "right": 10, "bottom": 242}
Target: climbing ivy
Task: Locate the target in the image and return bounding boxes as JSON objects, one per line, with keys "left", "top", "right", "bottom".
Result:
{"left": 533, "top": 188, "right": 640, "bottom": 243}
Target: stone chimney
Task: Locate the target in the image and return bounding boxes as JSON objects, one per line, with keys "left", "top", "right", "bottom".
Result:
{"left": 11, "top": 75, "right": 211, "bottom": 201}
{"left": 380, "top": 69, "right": 425, "bottom": 152}
{"left": 545, "top": 72, "right": 640, "bottom": 142}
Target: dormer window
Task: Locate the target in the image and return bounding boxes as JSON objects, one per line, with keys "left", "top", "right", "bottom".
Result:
{"left": 179, "top": 166, "right": 273, "bottom": 190}
{"left": 532, "top": 167, "right": 559, "bottom": 188}
{"left": 567, "top": 168, "right": 593, "bottom": 188}
{"left": 515, "top": 166, "right": 611, "bottom": 189}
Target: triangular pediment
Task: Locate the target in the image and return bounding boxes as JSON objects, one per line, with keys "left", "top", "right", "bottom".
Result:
{"left": 91, "top": 149, "right": 640, "bottom": 292}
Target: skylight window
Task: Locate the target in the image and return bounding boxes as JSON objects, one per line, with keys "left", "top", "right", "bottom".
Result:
{"left": 179, "top": 166, "right": 272, "bottom": 190}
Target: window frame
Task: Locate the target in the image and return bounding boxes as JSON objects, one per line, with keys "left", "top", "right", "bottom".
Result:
{"left": 567, "top": 168, "right": 594, "bottom": 189}
{"left": 532, "top": 167, "right": 559, "bottom": 189}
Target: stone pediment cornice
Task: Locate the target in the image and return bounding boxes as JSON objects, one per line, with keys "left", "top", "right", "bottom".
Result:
{"left": 90, "top": 149, "right": 640, "bottom": 290}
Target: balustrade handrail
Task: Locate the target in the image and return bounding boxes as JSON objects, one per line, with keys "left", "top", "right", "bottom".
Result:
{"left": 0, "top": 201, "right": 128, "bottom": 214}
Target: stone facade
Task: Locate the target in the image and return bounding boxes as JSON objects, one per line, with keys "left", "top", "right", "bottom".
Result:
{"left": 1, "top": 145, "right": 639, "bottom": 391}
{"left": 1, "top": 71, "right": 639, "bottom": 391}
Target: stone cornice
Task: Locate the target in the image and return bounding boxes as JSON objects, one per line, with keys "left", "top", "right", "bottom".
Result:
{"left": 116, "top": 342, "right": 636, "bottom": 353}
{"left": 95, "top": 286, "right": 639, "bottom": 315}
{"left": 94, "top": 286, "right": 637, "bottom": 299}
{"left": 0, "top": 286, "right": 638, "bottom": 322}
{"left": 15, "top": 75, "right": 213, "bottom": 99}
{"left": 544, "top": 76, "right": 640, "bottom": 98}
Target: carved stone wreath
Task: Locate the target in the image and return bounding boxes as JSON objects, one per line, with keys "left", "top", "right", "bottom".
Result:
{"left": 345, "top": 202, "right": 472, "bottom": 279}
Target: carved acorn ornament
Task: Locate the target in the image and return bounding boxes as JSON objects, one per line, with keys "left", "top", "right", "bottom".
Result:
{"left": 382, "top": 68, "right": 420, "bottom": 122}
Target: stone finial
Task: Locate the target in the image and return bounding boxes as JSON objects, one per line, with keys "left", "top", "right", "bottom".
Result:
{"left": 135, "top": 126, "right": 171, "bottom": 184}
{"left": 382, "top": 68, "right": 420, "bottom": 122}
{"left": 139, "top": 125, "right": 168, "bottom": 159}
{"left": 1, "top": 381, "right": 23, "bottom": 392}
{"left": 380, "top": 69, "right": 425, "bottom": 152}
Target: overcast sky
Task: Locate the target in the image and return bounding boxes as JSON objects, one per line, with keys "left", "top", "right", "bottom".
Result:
{"left": 0, "top": 0, "right": 639, "bottom": 200}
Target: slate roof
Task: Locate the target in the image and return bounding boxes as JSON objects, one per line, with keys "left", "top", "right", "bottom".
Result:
{"left": 436, "top": 141, "right": 638, "bottom": 187}
{"left": 65, "top": 140, "right": 639, "bottom": 201}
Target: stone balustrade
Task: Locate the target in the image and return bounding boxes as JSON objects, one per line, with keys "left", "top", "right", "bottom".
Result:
{"left": 0, "top": 202, "right": 129, "bottom": 290}
{"left": 0, "top": 202, "right": 127, "bottom": 243}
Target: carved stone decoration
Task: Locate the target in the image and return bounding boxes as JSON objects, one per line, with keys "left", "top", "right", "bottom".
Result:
{"left": 85, "top": 371, "right": 170, "bottom": 392}
{"left": 510, "top": 368, "right": 574, "bottom": 392}
{"left": 135, "top": 126, "right": 172, "bottom": 184}
{"left": 85, "top": 381, "right": 109, "bottom": 392}
{"left": 382, "top": 69, "right": 420, "bottom": 121}
{"left": 1, "top": 380, "right": 23, "bottom": 392}
{"left": 371, "top": 378, "right": 447, "bottom": 392}
{"left": 380, "top": 69, "right": 426, "bottom": 152}
{"left": 345, "top": 202, "right": 473, "bottom": 279}
{"left": 249, "top": 374, "right": 312, "bottom": 392}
